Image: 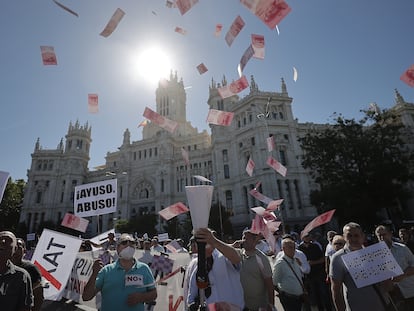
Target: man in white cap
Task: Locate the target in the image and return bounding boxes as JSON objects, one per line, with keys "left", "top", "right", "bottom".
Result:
{"left": 83, "top": 233, "right": 157, "bottom": 311}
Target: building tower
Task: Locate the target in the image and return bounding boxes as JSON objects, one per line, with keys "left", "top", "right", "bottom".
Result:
{"left": 20, "top": 121, "right": 91, "bottom": 233}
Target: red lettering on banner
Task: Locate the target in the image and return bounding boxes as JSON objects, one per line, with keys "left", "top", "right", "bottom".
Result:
{"left": 168, "top": 294, "right": 183, "bottom": 311}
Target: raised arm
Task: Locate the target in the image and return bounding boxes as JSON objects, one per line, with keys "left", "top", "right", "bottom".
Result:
{"left": 195, "top": 228, "right": 241, "bottom": 265}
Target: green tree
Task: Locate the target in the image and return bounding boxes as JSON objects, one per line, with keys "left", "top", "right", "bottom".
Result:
{"left": 299, "top": 109, "right": 413, "bottom": 229}
{"left": 0, "top": 178, "right": 25, "bottom": 231}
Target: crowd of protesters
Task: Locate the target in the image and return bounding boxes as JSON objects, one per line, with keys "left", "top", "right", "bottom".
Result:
{"left": 2, "top": 223, "right": 414, "bottom": 311}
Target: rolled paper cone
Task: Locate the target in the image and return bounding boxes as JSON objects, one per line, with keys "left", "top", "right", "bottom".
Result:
{"left": 185, "top": 185, "right": 214, "bottom": 230}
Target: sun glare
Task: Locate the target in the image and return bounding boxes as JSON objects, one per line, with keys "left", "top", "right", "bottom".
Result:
{"left": 136, "top": 47, "right": 172, "bottom": 85}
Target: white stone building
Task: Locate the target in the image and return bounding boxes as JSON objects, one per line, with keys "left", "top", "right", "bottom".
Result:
{"left": 20, "top": 72, "right": 320, "bottom": 236}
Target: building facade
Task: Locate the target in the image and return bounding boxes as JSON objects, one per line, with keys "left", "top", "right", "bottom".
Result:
{"left": 20, "top": 72, "right": 327, "bottom": 236}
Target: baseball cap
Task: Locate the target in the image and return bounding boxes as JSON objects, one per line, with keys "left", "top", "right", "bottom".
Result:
{"left": 117, "top": 233, "right": 135, "bottom": 245}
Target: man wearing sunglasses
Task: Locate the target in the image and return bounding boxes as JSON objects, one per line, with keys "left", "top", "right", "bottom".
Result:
{"left": 83, "top": 233, "right": 157, "bottom": 311}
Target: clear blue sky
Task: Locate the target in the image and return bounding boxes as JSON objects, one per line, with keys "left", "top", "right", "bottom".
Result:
{"left": 1, "top": 0, "right": 413, "bottom": 181}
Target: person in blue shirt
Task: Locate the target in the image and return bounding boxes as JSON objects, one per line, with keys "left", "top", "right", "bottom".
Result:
{"left": 83, "top": 233, "right": 157, "bottom": 311}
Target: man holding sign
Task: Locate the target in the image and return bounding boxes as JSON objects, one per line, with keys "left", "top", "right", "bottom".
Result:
{"left": 83, "top": 233, "right": 157, "bottom": 311}
{"left": 330, "top": 222, "right": 391, "bottom": 311}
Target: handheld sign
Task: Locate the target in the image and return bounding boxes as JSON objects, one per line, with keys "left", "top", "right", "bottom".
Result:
{"left": 74, "top": 179, "right": 117, "bottom": 218}
{"left": 31, "top": 229, "right": 82, "bottom": 300}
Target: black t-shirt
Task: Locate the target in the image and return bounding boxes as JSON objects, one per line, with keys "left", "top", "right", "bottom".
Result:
{"left": 298, "top": 242, "right": 325, "bottom": 278}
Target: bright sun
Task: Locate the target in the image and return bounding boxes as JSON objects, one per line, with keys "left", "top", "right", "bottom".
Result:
{"left": 135, "top": 47, "right": 172, "bottom": 85}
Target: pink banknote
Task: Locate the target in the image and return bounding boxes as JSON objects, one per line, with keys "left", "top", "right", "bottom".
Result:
{"left": 61, "top": 213, "right": 89, "bottom": 232}
{"left": 251, "top": 34, "right": 265, "bottom": 59}
{"left": 52, "top": 0, "right": 79, "bottom": 17}
{"left": 159, "top": 202, "right": 189, "bottom": 221}
{"left": 400, "top": 64, "right": 414, "bottom": 87}
{"left": 266, "top": 156, "right": 287, "bottom": 177}
{"left": 217, "top": 75, "right": 249, "bottom": 99}
{"left": 301, "top": 209, "right": 336, "bottom": 238}
{"left": 249, "top": 188, "right": 273, "bottom": 205}
{"left": 176, "top": 0, "right": 199, "bottom": 15}
{"left": 241, "top": 0, "right": 291, "bottom": 29}
{"left": 246, "top": 158, "right": 255, "bottom": 177}
{"left": 266, "top": 136, "right": 275, "bottom": 152}
{"left": 238, "top": 45, "right": 255, "bottom": 77}
{"left": 196, "top": 63, "right": 208, "bottom": 74}
{"left": 40, "top": 46, "right": 57, "bottom": 65}
{"left": 143, "top": 107, "right": 178, "bottom": 133}
{"left": 175, "top": 26, "right": 187, "bottom": 35}
{"left": 206, "top": 109, "right": 234, "bottom": 126}
{"left": 100, "top": 8, "right": 125, "bottom": 37}
{"left": 181, "top": 147, "right": 190, "bottom": 165}
{"left": 225, "top": 15, "right": 245, "bottom": 46}
{"left": 214, "top": 24, "right": 223, "bottom": 37}
{"left": 88, "top": 94, "right": 98, "bottom": 113}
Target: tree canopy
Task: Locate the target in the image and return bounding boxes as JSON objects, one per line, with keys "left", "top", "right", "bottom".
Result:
{"left": 0, "top": 178, "right": 26, "bottom": 231}
{"left": 299, "top": 109, "right": 414, "bottom": 230}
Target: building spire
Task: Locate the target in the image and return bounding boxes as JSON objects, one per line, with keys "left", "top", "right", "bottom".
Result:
{"left": 250, "top": 75, "right": 258, "bottom": 93}
{"left": 35, "top": 138, "right": 40, "bottom": 151}
{"left": 281, "top": 78, "right": 287, "bottom": 94}
{"left": 394, "top": 88, "right": 405, "bottom": 105}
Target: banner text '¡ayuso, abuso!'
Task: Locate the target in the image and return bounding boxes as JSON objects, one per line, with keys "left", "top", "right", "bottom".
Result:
{"left": 76, "top": 184, "right": 115, "bottom": 213}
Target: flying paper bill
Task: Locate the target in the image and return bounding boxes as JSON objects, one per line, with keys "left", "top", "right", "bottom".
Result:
{"left": 143, "top": 107, "right": 178, "bottom": 133}
{"left": 249, "top": 188, "right": 273, "bottom": 205}
{"left": 196, "top": 63, "right": 208, "bottom": 74}
{"left": 40, "top": 46, "right": 57, "bottom": 65}
{"left": 138, "top": 119, "right": 149, "bottom": 128}
{"left": 175, "top": 26, "right": 187, "bottom": 35}
{"left": 266, "top": 136, "right": 275, "bottom": 152}
{"left": 88, "top": 94, "right": 98, "bottom": 113}
{"left": 176, "top": 0, "right": 199, "bottom": 15}
{"left": 52, "top": 0, "right": 79, "bottom": 17}
{"left": 301, "top": 209, "right": 336, "bottom": 238}
{"left": 238, "top": 45, "right": 255, "bottom": 77}
{"left": 225, "top": 15, "right": 245, "bottom": 47}
{"left": 240, "top": 0, "right": 291, "bottom": 30}
{"left": 266, "top": 156, "right": 287, "bottom": 177}
{"left": 193, "top": 175, "right": 212, "bottom": 183}
{"left": 217, "top": 75, "right": 249, "bottom": 99}
{"left": 293, "top": 66, "right": 298, "bottom": 82}
{"left": 266, "top": 199, "right": 284, "bottom": 211}
{"left": 251, "top": 34, "right": 265, "bottom": 59}
{"left": 251, "top": 206, "right": 277, "bottom": 223}
{"left": 181, "top": 147, "right": 190, "bottom": 165}
{"left": 159, "top": 202, "right": 189, "bottom": 221}
{"left": 246, "top": 157, "right": 255, "bottom": 177}
{"left": 400, "top": 64, "right": 414, "bottom": 87}
{"left": 206, "top": 109, "right": 234, "bottom": 126}
{"left": 61, "top": 213, "right": 89, "bottom": 232}
{"left": 214, "top": 24, "right": 223, "bottom": 37}
{"left": 100, "top": 8, "right": 125, "bottom": 37}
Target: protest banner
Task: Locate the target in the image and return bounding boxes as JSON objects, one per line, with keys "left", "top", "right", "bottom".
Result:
{"left": 62, "top": 250, "right": 190, "bottom": 311}
{"left": 74, "top": 179, "right": 117, "bottom": 218}
{"left": 341, "top": 241, "right": 403, "bottom": 288}
{"left": 31, "top": 229, "right": 82, "bottom": 300}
